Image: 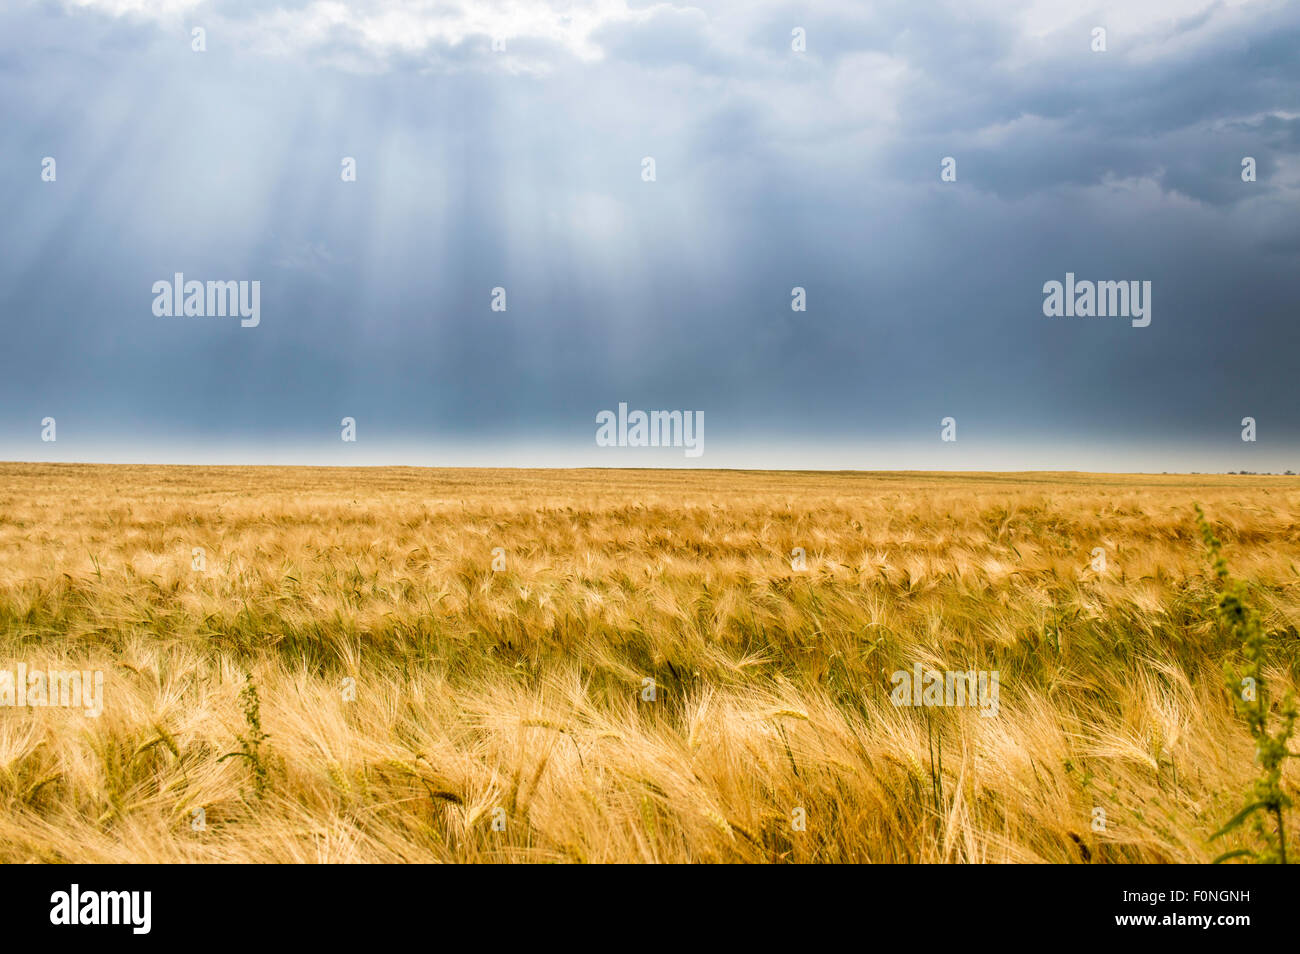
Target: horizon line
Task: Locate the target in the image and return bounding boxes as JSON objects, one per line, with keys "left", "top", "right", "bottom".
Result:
{"left": 2, "top": 459, "right": 1296, "bottom": 478}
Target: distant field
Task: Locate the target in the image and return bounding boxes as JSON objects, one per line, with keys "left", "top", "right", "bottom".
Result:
{"left": 0, "top": 464, "right": 1297, "bottom": 862}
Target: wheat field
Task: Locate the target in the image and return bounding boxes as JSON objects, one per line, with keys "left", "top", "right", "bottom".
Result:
{"left": 0, "top": 463, "right": 1296, "bottom": 863}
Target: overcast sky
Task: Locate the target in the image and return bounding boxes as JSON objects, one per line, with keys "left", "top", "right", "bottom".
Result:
{"left": 1, "top": 0, "right": 1298, "bottom": 470}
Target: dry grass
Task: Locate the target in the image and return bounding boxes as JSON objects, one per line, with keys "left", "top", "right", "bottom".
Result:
{"left": 0, "top": 463, "right": 1297, "bottom": 863}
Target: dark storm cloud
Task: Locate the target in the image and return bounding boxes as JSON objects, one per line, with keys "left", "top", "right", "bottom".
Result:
{"left": 0, "top": 0, "right": 1297, "bottom": 468}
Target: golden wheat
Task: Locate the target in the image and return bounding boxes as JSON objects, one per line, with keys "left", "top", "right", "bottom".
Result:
{"left": 0, "top": 463, "right": 1297, "bottom": 862}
